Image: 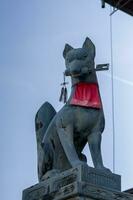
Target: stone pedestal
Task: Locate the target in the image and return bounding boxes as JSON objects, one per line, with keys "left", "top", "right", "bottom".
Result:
{"left": 22, "top": 164, "right": 133, "bottom": 200}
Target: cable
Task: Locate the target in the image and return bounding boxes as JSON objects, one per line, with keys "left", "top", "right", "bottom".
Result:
{"left": 110, "top": 6, "right": 116, "bottom": 173}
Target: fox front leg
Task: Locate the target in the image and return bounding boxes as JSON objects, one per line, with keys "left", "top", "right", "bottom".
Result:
{"left": 57, "top": 124, "right": 84, "bottom": 168}
{"left": 88, "top": 132, "right": 111, "bottom": 173}
{"left": 88, "top": 132, "right": 104, "bottom": 169}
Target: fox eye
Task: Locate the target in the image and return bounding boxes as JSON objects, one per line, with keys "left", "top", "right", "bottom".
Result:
{"left": 78, "top": 54, "right": 87, "bottom": 60}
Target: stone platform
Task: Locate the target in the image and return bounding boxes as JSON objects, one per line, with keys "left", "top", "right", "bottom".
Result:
{"left": 22, "top": 164, "right": 133, "bottom": 200}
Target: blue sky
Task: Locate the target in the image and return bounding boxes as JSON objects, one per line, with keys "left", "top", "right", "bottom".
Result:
{"left": 0, "top": 1, "right": 133, "bottom": 199}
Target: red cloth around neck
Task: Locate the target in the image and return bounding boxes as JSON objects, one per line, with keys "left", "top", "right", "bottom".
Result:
{"left": 70, "top": 82, "right": 102, "bottom": 108}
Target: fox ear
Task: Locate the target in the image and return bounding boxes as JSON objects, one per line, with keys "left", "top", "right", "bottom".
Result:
{"left": 82, "top": 37, "right": 95, "bottom": 59}
{"left": 63, "top": 44, "right": 73, "bottom": 58}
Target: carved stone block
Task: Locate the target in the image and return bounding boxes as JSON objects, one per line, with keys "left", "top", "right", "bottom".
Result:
{"left": 22, "top": 164, "right": 133, "bottom": 200}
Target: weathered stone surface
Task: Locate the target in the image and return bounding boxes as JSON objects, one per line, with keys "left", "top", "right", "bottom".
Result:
{"left": 22, "top": 181, "right": 133, "bottom": 200}
{"left": 35, "top": 38, "right": 111, "bottom": 182}
{"left": 22, "top": 164, "right": 131, "bottom": 200}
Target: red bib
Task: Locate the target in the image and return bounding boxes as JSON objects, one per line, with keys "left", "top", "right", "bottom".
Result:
{"left": 70, "top": 82, "right": 102, "bottom": 108}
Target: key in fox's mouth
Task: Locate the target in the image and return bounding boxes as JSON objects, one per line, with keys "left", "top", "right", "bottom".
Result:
{"left": 71, "top": 73, "right": 81, "bottom": 77}
{"left": 71, "top": 71, "right": 89, "bottom": 77}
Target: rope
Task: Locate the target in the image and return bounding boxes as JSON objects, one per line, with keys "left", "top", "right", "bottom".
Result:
{"left": 110, "top": 6, "right": 116, "bottom": 173}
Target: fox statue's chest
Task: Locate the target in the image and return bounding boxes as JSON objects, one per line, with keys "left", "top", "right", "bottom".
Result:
{"left": 73, "top": 107, "right": 104, "bottom": 132}
{"left": 57, "top": 103, "right": 104, "bottom": 135}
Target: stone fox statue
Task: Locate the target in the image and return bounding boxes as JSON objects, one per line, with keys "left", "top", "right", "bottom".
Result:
{"left": 35, "top": 37, "right": 110, "bottom": 182}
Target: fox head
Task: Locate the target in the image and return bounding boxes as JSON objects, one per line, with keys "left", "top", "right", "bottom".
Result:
{"left": 63, "top": 37, "right": 96, "bottom": 77}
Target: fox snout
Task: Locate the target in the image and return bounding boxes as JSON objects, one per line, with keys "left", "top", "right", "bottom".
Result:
{"left": 65, "top": 66, "right": 90, "bottom": 77}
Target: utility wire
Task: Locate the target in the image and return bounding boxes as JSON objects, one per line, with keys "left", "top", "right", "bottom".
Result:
{"left": 110, "top": 6, "right": 115, "bottom": 173}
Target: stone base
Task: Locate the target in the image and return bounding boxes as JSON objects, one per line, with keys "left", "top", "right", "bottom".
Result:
{"left": 22, "top": 164, "right": 133, "bottom": 200}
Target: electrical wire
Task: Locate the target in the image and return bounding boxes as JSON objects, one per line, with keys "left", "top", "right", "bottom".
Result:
{"left": 110, "top": 6, "right": 116, "bottom": 173}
